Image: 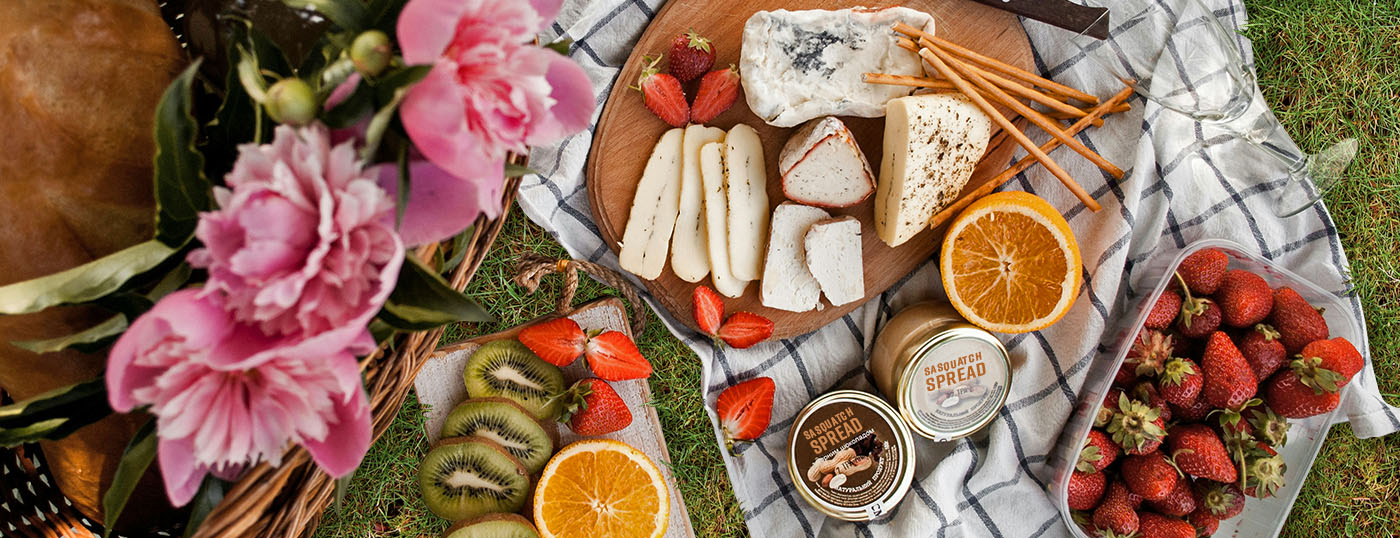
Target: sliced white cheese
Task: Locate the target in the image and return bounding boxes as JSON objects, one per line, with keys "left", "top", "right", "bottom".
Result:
{"left": 699, "top": 141, "right": 748, "bottom": 298}
{"left": 672, "top": 125, "right": 726, "bottom": 283}
{"left": 805, "top": 216, "right": 864, "bottom": 306}
{"left": 761, "top": 202, "right": 830, "bottom": 312}
{"left": 779, "top": 116, "right": 875, "bottom": 208}
{"left": 740, "top": 7, "right": 936, "bottom": 128}
{"left": 875, "top": 94, "right": 992, "bottom": 247}
{"left": 618, "top": 128, "right": 685, "bottom": 279}
{"left": 724, "top": 124, "right": 769, "bottom": 282}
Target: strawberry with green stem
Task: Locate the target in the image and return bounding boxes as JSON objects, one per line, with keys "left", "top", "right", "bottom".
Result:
{"left": 1193, "top": 480, "right": 1245, "bottom": 520}
{"left": 1299, "top": 337, "right": 1364, "bottom": 387}
{"left": 1248, "top": 406, "right": 1291, "bottom": 447}
{"left": 1239, "top": 324, "right": 1288, "bottom": 380}
{"left": 634, "top": 55, "right": 689, "bottom": 127}
{"left": 1079, "top": 429, "right": 1120, "bottom": 473}
{"left": 1264, "top": 362, "right": 1342, "bottom": 419}
{"left": 1127, "top": 330, "right": 1175, "bottom": 378}
{"left": 1167, "top": 423, "right": 1237, "bottom": 483}
{"left": 666, "top": 29, "right": 714, "bottom": 82}
{"left": 557, "top": 378, "right": 632, "bottom": 436}
{"left": 1157, "top": 357, "right": 1202, "bottom": 406}
{"left": 1242, "top": 443, "right": 1286, "bottom": 499}
{"left": 1108, "top": 393, "right": 1167, "bottom": 455}
{"left": 1174, "top": 273, "right": 1222, "bottom": 339}
{"left": 1268, "top": 286, "right": 1329, "bottom": 354}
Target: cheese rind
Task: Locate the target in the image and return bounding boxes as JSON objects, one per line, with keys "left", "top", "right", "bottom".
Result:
{"left": 761, "top": 202, "right": 831, "bottom": 312}
{"left": 740, "top": 7, "right": 935, "bottom": 128}
{"left": 779, "top": 116, "right": 875, "bottom": 208}
{"left": 724, "top": 124, "right": 769, "bottom": 282}
{"left": 618, "top": 128, "right": 685, "bottom": 279}
{"left": 672, "top": 125, "right": 726, "bottom": 283}
{"left": 699, "top": 142, "right": 748, "bottom": 297}
{"left": 875, "top": 94, "right": 992, "bottom": 247}
{"left": 804, "top": 216, "right": 864, "bottom": 307}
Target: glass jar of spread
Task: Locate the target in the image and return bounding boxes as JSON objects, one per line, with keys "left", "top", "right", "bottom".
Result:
{"left": 787, "top": 390, "right": 915, "bottom": 522}
{"left": 869, "top": 301, "right": 1011, "bottom": 441}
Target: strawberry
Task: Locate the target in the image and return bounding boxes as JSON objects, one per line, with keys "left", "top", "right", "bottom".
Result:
{"left": 1127, "top": 330, "right": 1175, "bottom": 377}
{"left": 1247, "top": 405, "right": 1291, "bottom": 447}
{"left": 1188, "top": 507, "right": 1219, "bottom": 536}
{"left": 716, "top": 377, "right": 775, "bottom": 452}
{"left": 1299, "top": 337, "right": 1364, "bottom": 387}
{"left": 518, "top": 318, "right": 588, "bottom": 366}
{"left": 1070, "top": 510, "right": 1099, "bottom": 537}
{"left": 583, "top": 331, "right": 653, "bottom": 381}
{"left": 1137, "top": 512, "right": 1196, "bottom": 538}
{"left": 1169, "top": 392, "right": 1213, "bottom": 423}
{"left": 1078, "top": 429, "right": 1121, "bottom": 473}
{"left": 1175, "top": 298, "right": 1222, "bottom": 340}
{"left": 1192, "top": 480, "right": 1245, "bottom": 520}
{"left": 1093, "top": 482, "right": 1140, "bottom": 535}
{"left": 1121, "top": 451, "right": 1178, "bottom": 501}
{"left": 690, "top": 66, "right": 741, "bottom": 124}
{"left": 1113, "top": 362, "right": 1139, "bottom": 388}
{"left": 1147, "top": 476, "right": 1197, "bottom": 517}
{"left": 634, "top": 55, "right": 688, "bottom": 127}
{"left": 1068, "top": 469, "right": 1108, "bottom": 510}
{"left": 1213, "top": 401, "right": 1258, "bottom": 454}
{"left": 1268, "top": 287, "right": 1328, "bottom": 354}
{"left": 1145, "top": 289, "right": 1183, "bottom": 330}
{"left": 666, "top": 29, "right": 714, "bottom": 82}
{"left": 1157, "top": 357, "right": 1202, "bottom": 406}
{"left": 1242, "top": 443, "right": 1286, "bottom": 499}
{"left": 1132, "top": 381, "right": 1173, "bottom": 422}
{"left": 1108, "top": 393, "right": 1167, "bottom": 455}
{"left": 1264, "top": 368, "right": 1341, "bottom": 418}
{"left": 1238, "top": 324, "right": 1287, "bottom": 380}
{"left": 1167, "top": 424, "right": 1237, "bottom": 483}
{"left": 1176, "top": 248, "right": 1229, "bottom": 295}
{"left": 717, "top": 311, "right": 774, "bottom": 348}
{"left": 558, "top": 378, "right": 632, "bottom": 435}
{"left": 1199, "top": 331, "right": 1257, "bottom": 409}
{"left": 1096, "top": 389, "right": 1125, "bottom": 428}
{"left": 1213, "top": 269, "right": 1274, "bottom": 328}
{"left": 692, "top": 285, "right": 725, "bottom": 336}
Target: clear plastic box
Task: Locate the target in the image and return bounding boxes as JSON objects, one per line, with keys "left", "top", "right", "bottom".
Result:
{"left": 1050, "top": 238, "right": 1362, "bottom": 537}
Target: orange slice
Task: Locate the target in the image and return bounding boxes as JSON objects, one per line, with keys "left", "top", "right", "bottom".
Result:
{"left": 940, "top": 191, "right": 1082, "bottom": 333}
{"left": 532, "top": 439, "right": 669, "bottom": 538}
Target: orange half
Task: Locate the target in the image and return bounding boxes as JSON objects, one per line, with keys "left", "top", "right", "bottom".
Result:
{"left": 940, "top": 191, "right": 1082, "bottom": 333}
{"left": 533, "top": 439, "right": 669, "bottom": 538}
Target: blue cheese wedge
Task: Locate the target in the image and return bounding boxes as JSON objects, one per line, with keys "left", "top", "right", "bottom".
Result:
{"left": 740, "top": 7, "right": 935, "bottom": 128}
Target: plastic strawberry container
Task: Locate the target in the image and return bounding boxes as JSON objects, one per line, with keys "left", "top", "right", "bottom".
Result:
{"left": 1050, "top": 238, "right": 1362, "bottom": 537}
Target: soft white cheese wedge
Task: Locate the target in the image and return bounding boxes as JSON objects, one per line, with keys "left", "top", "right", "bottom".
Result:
{"left": 761, "top": 202, "right": 830, "bottom": 312}
{"left": 875, "top": 94, "right": 992, "bottom": 247}
{"left": 724, "top": 124, "right": 769, "bottom": 282}
{"left": 779, "top": 116, "right": 875, "bottom": 208}
{"left": 672, "top": 125, "right": 726, "bottom": 283}
{"left": 699, "top": 141, "right": 748, "bottom": 297}
{"left": 804, "top": 216, "right": 864, "bottom": 306}
{"left": 740, "top": 7, "right": 935, "bottom": 128}
{"left": 619, "top": 128, "right": 685, "bottom": 279}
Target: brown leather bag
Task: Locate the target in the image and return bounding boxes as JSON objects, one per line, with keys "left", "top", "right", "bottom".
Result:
{"left": 0, "top": 0, "right": 186, "bottom": 528}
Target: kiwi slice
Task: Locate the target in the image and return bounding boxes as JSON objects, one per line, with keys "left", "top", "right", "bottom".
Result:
{"left": 419, "top": 437, "right": 531, "bottom": 521}
{"left": 441, "top": 398, "right": 556, "bottom": 474}
{"left": 442, "top": 513, "right": 541, "bottom": 538}
{"left": 463, "top": 340, "right": 565, "bottom": 419}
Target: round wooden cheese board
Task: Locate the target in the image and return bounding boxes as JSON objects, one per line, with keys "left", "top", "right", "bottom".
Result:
{"left": 585, "top": 0, "right": 1034, "bottom": 339}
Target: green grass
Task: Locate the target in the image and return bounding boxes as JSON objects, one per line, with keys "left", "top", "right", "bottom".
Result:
{"left": 317, "top": 2, "right": 1399, "bottom": 536}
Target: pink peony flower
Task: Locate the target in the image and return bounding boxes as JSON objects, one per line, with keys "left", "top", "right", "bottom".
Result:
{"left": 107, "top": 290, "right": 372, "bottom": 506}
{"left": 396, "top": 0, "right": 593, "bottom": 225}
{"left": 189, "top": 124, "right": 404, "bottom": 347}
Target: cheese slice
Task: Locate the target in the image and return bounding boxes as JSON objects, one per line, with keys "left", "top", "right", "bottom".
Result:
{"left": 672, "top": 125, "right": 726, "bottom": 283}
{"left": 804, "top": 216, "right": 864, "bottom": 306}
{"left": 618, "top": 128, "right": 685, "bottom": 279}
{"left": 724, "top": 124, "right": 769, "bottom": 282}
{"left": 761, "top": 202, "right": 830, "bottom": 312}
{"left": 875, "top": 94, "right": 992, "bottom": 247}
{"left": 779, "top": 116, "right": 875, "bottom": 208}
{"left": 699, "top": 141, "right": 748, "bottom": 298}
{"left": 740, "top": 7, "right": 935, "bottom": 128}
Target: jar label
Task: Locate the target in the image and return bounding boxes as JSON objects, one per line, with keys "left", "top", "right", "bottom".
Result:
{"left": 793, "top": 400, "right": 903, "bottom": 509}
{"left": 909, "top": 337, "right": 1008, "bottom": 434}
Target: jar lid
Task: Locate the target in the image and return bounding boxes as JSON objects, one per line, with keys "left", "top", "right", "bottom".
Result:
{"left": 896, "top": 327, "right": 1011, "bottom": 441}
{"left": 786, "top": 390, "right": 916, "bottom": 521}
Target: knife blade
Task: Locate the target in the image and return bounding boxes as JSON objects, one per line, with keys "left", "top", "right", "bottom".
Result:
{"left": 966, "top": 0, "right": 1110, "bottom": 40}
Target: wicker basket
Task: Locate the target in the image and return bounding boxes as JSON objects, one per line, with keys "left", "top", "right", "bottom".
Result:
{"left": 0, "top": 171, "right": 525, "bottom": 538}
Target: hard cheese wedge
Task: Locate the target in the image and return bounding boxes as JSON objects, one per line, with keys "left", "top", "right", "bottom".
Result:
{"left": 619, "top": 128, "right": 685, "bottom": 279}
{"left": 699, "top": 141, "right": 748, "bottom": 297}
{"left": 761, "top": 202, "right": 830, "bottom": 312}
{"left": 672, "top": 125, "right": 726, "bottom": 283}
{"left": 875, "top": 94, "right": 991, "bottom": 247}
{"left": 724, "top": 124, "right": 769, "bottom": 282}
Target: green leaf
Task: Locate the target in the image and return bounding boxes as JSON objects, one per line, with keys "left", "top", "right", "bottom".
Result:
{"left": 102, "top": 419, "right": 157, "bottom": 530}
{"left": 334, "top": 470, "right": 354, "bottom": 513}
{"left": 0, "top": 240, "right": 176, "bottom": 315}
{"left": 442, "top": 226, "right": 476, "bottom": 273}
{"left": 148, "top": 263, "right": 194, "bottom": 302}
{"left": 183, "top": 477, "right": 228, "bottom": 538}
{"left": 153, "top": 61, "right": 213, "bottom": 247}
{"left": 367, "top": 0, "right": 409, "bottom": 35}
{"left": 380, "top": 256, "right": 493, "bottom": 330}
{"left": 281, "top": 0, "right": 367, "bottom": 32}
{"left": 545, "top": 38, "right": 574, "bottom": 56}
{"left": 505, "top": 162, "right": 537, "bottom": 178}
{"left": 360, "top": 86, "right": 407, "bottom": 164}
{"left": 205, "top": 36, "right": 264, "bottom": 177}
{"left": 395, "top": 144, "right": 410, "bottom": 228}
{"left": 373, "top": 64, "right": 432, "bottom": 102}
{"left": 11, "top": 315, "right": 127, "bottom": 354}
{"left": 0, "top": 379, "right": 110, "bottom": 447}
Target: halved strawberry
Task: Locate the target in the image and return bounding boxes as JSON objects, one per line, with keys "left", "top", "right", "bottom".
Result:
{"left": 518, "top": 317, "right": 587, "bottom": 366}
{"left": 690, "top": 65, "right": 740, "bottom": 124}
{"left": 693, "top": 285, "right": 725, "bottom": 336}
{"left": 717, "top": 312, "right": 774, "bottom": 348}
{"left": 716, "top": 377, "right": 775, "bottom": 452}
{"left": 584, "top": 331, "right": 653, "bottom": 381}
{"left": 558, "top": 378, "right": 633, "bottom": 436}
{"left": 634, "top": 55, "right": 688, "bottom": 127}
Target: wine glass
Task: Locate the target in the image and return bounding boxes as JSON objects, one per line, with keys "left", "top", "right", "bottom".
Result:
{"left": 1069, "top": 0, "right": 1357, "bottom": 217}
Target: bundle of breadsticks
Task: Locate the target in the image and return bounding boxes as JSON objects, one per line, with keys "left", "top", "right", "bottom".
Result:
{"left": 865, "top": 22, "right": 1136, "bottom": 225}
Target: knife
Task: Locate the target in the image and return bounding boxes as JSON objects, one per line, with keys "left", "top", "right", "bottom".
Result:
{"left": 966, "top": 0, "right": 1111, "bottom": 40}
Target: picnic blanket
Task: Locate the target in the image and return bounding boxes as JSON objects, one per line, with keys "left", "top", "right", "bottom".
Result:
{"left": 522, "top": 1, "right": 1400, "bottom": 536}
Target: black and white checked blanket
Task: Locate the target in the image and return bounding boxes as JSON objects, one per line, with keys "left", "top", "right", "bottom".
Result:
{"left": 522, "top": 1, "right": 1399, "bottom": 536}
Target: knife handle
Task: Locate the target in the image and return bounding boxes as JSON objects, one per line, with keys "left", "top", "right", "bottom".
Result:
{"left": 967, "top": 0, "right": 1110, "bottom": 40}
